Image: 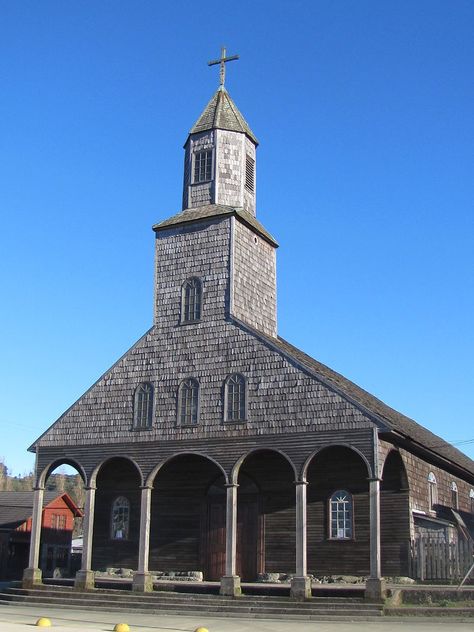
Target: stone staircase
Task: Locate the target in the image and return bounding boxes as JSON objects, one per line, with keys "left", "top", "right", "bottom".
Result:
{"left": 0, "top": 583, "right": 384, "bottom": 620}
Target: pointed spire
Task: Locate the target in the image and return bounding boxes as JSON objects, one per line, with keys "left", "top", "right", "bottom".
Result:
{"left": 189, "top": 87, "right": 258, "bottom": 145}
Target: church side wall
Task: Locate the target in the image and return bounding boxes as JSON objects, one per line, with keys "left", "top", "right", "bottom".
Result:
{"left": 402, "top": 450, "right": 473, "bottom": 514}
{"left": 231, "top": 218, "right": 277, "bottom": 337}
{"left": 379, "top": 439, "right": 473, "bottom": 515}
{"left": 379, "top": 439, "right": 474, "bottom": 546}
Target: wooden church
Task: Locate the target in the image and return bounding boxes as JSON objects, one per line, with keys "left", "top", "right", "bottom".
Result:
{"left": 24, "top": 53, "right": 474, "bottom": 600}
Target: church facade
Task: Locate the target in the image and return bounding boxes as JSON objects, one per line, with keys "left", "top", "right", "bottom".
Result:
{"left": 24, "top": 72, "right": 474, "bottom": 599}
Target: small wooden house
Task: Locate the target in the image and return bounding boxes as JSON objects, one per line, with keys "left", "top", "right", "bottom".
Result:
{"left": 0, "top": 491, "right": 82, "bottom": 580}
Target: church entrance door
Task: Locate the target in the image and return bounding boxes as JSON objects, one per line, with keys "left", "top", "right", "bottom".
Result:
{"left": 204, "top": 474, "right": 263, "bottom": 581}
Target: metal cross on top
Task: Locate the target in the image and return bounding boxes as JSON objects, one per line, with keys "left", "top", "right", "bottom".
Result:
{"left": 208, "top": 46, "right": 239, "bottom": 87}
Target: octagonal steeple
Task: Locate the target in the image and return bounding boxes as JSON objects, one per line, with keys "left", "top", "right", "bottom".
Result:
{"left": 182, "top": 86, "right": 258, "bottom": 215}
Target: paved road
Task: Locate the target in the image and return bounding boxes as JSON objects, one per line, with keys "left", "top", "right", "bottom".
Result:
{"left": 0, "top": 603, "right": 473, "bottom": 632}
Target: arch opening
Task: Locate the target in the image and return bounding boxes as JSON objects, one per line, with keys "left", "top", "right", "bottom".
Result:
{"left": 92, "top": 457, "right": 142, "bottom": 572}
{"left": 233, "top": 449, "right": 297, "bottom": 581}
{"left": 20, "top": 461, "right": 85, "bottom": 583}
{"left": 305, "top": 445, "right": 371, "bottom": 577}
{"left": 150, "top": 453, "right": 225, "bottom": 580}
{"left": 380, "top": 450, "right": 410, "bottom": 577}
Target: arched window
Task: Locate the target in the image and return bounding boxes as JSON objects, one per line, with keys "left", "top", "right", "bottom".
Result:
{"left": 111, "top": 496, "right": 130, "bottom": 540}
{"left": 470, "top": 489, "right": 474, "bottom": 513}
{"left": 181, "top": 277, "right": 202, "bottom": 323}
{"left": 134, "top": 383, "right": 153, "bottom": 429}
{"left": 428, "top": 472, "right": 438, "bottom": 510}
{"left": 178, "top": 378, "right": 199, "bottom": 425}
{"left": 329, "top": 490, "right": 353, "bottom": 539}
{"left": 451, "top": 481, "right": 459, "bottom": 509}
{"left": 225, "top": 373, "right": 246, "bottom": 422}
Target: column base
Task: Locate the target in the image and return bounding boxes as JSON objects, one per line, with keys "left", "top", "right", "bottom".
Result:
{"left": 290, "top": 576, "right": 312, "bottom": 600}
{"left": 220, "top": 575, "right": 241, "bottom": 597}
{"left": 133, "top": 572, "right": 154, "bottom": 592}
{"left": 22, "top": 567, "right": 42, "bottom": 588}
{"left": 74, "top": 569, "right": 95, "bottom": 591}
{"left": 365, "top": 577, "right": 386, "bottom": 602}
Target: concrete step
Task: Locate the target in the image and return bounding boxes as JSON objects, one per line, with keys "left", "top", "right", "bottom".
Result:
{"left": 5, "top": 586, "right": 378, "bottom": 608}
{"left": 0, "top": 587, "right": 384, "bottom": 619}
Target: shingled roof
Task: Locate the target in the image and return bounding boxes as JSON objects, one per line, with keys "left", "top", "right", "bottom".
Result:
{"left": 152, "top": 204, "right": 278, "bottom": 247}
{"left": 188, "top": 86, "right": 258, "bottom": 145}
{"left": 234, "top": 319, "right": 474, "bottom": 478}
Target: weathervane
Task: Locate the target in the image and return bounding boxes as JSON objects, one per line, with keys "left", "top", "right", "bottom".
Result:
{"left": 208, "top": 46, "right": 239, "bottom": 87}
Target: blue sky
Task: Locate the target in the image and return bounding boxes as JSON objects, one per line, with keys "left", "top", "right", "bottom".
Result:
{"left": 1, "top": 1, "right": 473, "bottom": 475}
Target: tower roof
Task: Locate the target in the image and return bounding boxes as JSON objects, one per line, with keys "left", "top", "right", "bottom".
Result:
{"left": 188, "top": 86, "right": 258, "bottom": 145}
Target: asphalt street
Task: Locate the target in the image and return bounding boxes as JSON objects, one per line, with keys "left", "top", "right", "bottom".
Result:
{"left": 0, "top": 603, "right": 473, "bottom": 632}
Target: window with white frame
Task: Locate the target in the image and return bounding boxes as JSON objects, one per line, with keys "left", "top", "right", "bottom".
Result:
{"left": 470, "top": 489, "right": 474, "bottom": 513}
{"left": 178, "top": 378, "right": 199, "bottom": 425}
{"left": 451, "top": 481, "right": 459, "bottom": 509}
{"left": 329, "top": 490, "right": 353, "bottom": 539}
{"left": 428, "top": 472, "right": 438, "bottom": 511}
{"left": 225, "top": 373, "right": 246, "bottom": 422}
{"left": 134, "top": 382, "right": 153, "bottom": 429}
{"left": 111, "top": 496, "right": 130, "bottom": 540}
{"left": 193, "top": 150, "right": 212, "bottom": 183}
{"left": 181, "top": 277, "right": 202, "bottom": 323}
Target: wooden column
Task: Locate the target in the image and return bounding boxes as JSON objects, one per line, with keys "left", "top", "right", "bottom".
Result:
{"left": 133, "top": 485, "right": 153, "bottom": 592}
{"left": 290, "top": 480, "right": 311, "bottom": 600}
{"left": 220, "top": 482, "right": 241, "bottom": 596}
{"left": 369, "top": 477, "right": 381, "bottom": 578}
{"left": 75, "top": 485, "right": 96, "bottom": 590}
{"left": 365, "top": 477, "right": 386, "bottom": 600}
{"left": 23, "top": 486, "right": 44, "bottom": 587}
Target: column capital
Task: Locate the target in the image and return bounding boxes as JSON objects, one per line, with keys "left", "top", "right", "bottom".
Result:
{"left": 33, "top": 486, "right": 45, "bottom": 492}
{"left": 140, "top": 485, "right": 153, "bottom": 491}
{"left": 367, "top": 477, "right": 382, "bottom": 483}
{"left": 85, "top": 485, "right": 97, "bottom": 491}
{"left": 294, "top": 479, "right": 308, "bottom": 486}
{"left": 225, "top": 483, "right": 239, "bottom": 489}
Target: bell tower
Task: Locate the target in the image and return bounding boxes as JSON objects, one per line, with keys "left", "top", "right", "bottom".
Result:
{"left": 182, "top": 48, "right": 258, "bottom": 215}
{"left": 154, "top": 49, "right": 277, "bottom": 338}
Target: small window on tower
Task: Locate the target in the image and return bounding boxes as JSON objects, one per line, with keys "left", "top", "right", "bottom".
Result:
{"left": 181, "top": 277, "right": 202, "bottom": 323}
{"left": 194, "top": 150, "right": 213, "bottom": 183}
{"left": 245, "top": 155, "right": 255, "bottom": 192}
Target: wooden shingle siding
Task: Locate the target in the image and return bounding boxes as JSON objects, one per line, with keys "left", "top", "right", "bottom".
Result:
{"left": 33, "top": 319, "right": 375, "bottom": 453}
{"left": 232, "top": 218, "right": 277, "bottom": 337}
